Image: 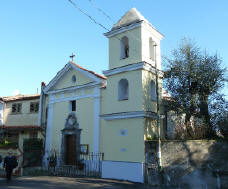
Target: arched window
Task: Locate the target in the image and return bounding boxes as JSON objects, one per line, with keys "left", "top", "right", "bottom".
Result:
{"left": 151, "top": 80, "right": 156, "bottom": 101}
{"left": 118, "top": 79, "right": 129, "bottom": 101}
{"left": 149, "top": 38, "right": 155, "bottom": 61}
{"left": 120, "top": 36, "right": 129, "bottom": 59}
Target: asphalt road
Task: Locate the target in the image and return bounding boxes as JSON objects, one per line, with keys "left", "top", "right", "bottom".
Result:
{"left": 0, "top": 176, "right": 152, "bottom": 189}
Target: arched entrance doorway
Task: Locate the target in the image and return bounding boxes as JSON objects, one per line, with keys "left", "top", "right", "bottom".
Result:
{"left": 60, "top": 113, "right": 81, "bottom": 165}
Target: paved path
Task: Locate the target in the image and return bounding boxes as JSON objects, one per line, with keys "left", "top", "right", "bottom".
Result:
{"left": 0, "top": 176, "right": 152, "bottom": 189}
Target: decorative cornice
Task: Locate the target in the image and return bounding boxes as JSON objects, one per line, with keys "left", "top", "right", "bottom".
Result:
{"left": 104, "top": 21, "right": 143, "bottom": 38}
{"left": 44, "top": 62, "right": 105, "bottom": 94}
{"left": 143, "top": 63, "right": 164, "bottom": 78}
{"left": 48, "top": 86, "right": 101, "bottom": 104}
{"left": 46, "top": 82, "right": 102, "bottom": 95}
{"left": 100, "top": 111, "right": 157, "bottom": 120}
{"left": 49, "top": 93, "right": 100, "bottom": 104}
{"left": 103, "top": 62, "right": 144, "bottom": 76}
{"left": 104, "top": 20, "right": 163, "bottom": 40}
{"left": 103, "top": 62, "right": 163, "bottom": 77}
{"left": 44, "top": 63, "right": 71, "bottom": 93}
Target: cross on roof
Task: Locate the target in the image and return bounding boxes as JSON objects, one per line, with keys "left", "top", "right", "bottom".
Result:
{"left": 69, "top": 53, "right": 75, "bottom": 62}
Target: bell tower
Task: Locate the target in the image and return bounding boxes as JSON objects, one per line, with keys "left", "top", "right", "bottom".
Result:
{"left": 104, "top": 8, "right": 163, "bottom": 70}
{"left": 100, "top": 8, "right": 165, "bottom": 182}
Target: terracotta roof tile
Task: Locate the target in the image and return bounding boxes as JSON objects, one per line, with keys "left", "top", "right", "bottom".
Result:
{"left": 0, "top": 94, "right": 40, "bottom": 102}
{"left": 71, "top": 62, "right": 107, "bottom": 80}
{"left": 1, "top": 125, "right": 41, "bottom": 130}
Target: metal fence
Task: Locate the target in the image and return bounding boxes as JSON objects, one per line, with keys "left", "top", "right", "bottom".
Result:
{"left": 47, "top": 152, "right": 104, "bottom": 178}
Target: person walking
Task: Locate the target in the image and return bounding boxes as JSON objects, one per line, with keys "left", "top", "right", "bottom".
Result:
{"left": 4, "top": 150, "right": 18, "bottom": 182}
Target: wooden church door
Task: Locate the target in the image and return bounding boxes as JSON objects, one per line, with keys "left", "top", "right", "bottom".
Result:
{"left": 66, "top": 135, "right": 77, "bottom": 165}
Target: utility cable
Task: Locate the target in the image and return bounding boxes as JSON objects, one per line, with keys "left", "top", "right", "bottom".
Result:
{"left": 67, "top": 0, "right": 161, "bottom": 69}
{"left": 68, "top": 0, "right": 109, "bottom": 31}
{"left": 88, "top": 0, "right": 115, "bottom": 23}
{"left": 67, "top": 0, "right": 142, "bottom": 59}
{"left": 86, "top": 0, "right": 161, "bottom": 63}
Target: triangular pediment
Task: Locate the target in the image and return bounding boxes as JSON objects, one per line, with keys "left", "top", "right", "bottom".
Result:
{"left": 44, "top": 62, "right": 106, "bottom": 93}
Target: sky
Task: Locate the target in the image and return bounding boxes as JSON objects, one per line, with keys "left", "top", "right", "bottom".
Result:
{"left": 0, "top": 0, "right": 227, "bottom": 97}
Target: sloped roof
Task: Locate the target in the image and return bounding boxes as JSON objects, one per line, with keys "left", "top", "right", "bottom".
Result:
{"left": 43, "top": 61, "right": 106, "bottom": 93}
{"left": 1, "top": 125, "right": 41, "bottom": 130}
{"left": 0, "top": 94, "right": 40, "bottom": 102}
{"left": 71, "top": 62, "right": 106, "bottom": 80}
{"left": 112, "top": 8, "right": 149, "bottom": 30}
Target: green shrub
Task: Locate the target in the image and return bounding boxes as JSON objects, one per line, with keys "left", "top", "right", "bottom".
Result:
{"left": 23, "top": 138, "right": 44, "bottom": 167}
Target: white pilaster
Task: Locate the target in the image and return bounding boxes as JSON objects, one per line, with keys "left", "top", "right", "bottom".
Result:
{"left": 43, "top": 102, "right": 54, "bottom": 166}
{"left": 93, "top": 87, "right": 100, "bottom": 153}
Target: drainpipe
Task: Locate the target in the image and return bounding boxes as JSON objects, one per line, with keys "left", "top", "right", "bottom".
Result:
{"left": 38, "top": 82, "right": 46, "bottom": 132}
{"left": 153, "top": 42, "right": 162, "bottom": 168}
{"left": 38, "top": 84, "right": 43, "bottom": 127}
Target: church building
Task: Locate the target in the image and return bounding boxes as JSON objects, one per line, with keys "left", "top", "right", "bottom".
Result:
{"left": 40, "top": 8, "right": 167, "bottom": 183}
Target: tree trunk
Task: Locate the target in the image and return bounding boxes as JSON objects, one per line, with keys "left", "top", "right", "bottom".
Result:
{"left": 199, "top": 95, "right": 213, "bottom": 137}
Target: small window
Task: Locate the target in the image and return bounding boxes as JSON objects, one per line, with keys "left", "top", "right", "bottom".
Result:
{"left": 30, "top": 102, "right": 39, "bottom": 113}
{"left": 120, "top": 36, "right": 129, "bottom": 59}
{"left": 151, "top": 81, "right": 156, "bottom": 101}
{"left": 149, "top": 38, "right": 155, "bottom": 61}
{"left": 118, "top": 79, "right": 129, "bottom": 101}
{"left": 71, "top": 100, "right": 76, "bottom": 112}
{"left": 45, "top": 107, "right": 48, "bottom": 123}
{"left": 12, "top": 103, "right": 22, "bottom": 113}
{"left": 72, "top": 75, "right": 76, "bottom": 83}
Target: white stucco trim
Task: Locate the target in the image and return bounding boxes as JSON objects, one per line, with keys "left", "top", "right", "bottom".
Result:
{"left": 104, "top": 21, "right": 142, "bottom": 38}
{"left": 44, "top": 63, "right": 72, "bottom": 93}
{"left": 103, "top": 62, "right": 144, "bottom": 76}
{"left": 103, "top": 62, "right": 163, "bottom": 77}
{"left": 144, "top": 63, "right": 164, "bottom": 77}
{"left": 46, "top": 82, "right": 101, "bottom": 95}
{"left": 49, "top": 93, "right": 99, "bottom": 104}
{"left": 100, "top": 111, "right": 157, "bottom": 120}
{"left": 44, "top": 62, "right": 105, "bottom": 93}
{"left": 104, "top": 20, "right": 163, "bottom": 40}
{"left": 93, "top": 87, "right": 100, "bottom": 153}
{"left": 102, "top": 161, "right": 144, "bottom": 183}
{"left": 44, "top": 102, "right": 54, "bottom": 166}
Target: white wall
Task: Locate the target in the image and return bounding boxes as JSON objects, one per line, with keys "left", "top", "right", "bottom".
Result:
{"left": 102, "top": 161, "right": 144, "bottom": 183}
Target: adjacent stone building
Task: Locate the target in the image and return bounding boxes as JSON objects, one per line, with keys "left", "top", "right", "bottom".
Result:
{"left": 0, "top": 94, "right": 43, "bottom": 150}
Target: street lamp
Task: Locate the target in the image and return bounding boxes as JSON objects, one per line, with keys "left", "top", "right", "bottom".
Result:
{"left": 153, "top": 41, "right": 162, "bottom": 168}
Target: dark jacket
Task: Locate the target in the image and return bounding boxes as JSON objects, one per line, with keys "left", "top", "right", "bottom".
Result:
{"left": 0, "top": 155, "right": 2, "bottom": 164}
{"left": 4, "top": 156, "right": 17, "bottom": 170}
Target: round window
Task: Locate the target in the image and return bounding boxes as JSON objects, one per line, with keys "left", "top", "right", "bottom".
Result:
{"left": 72, "top": 75, "right": 76, "bottom": 83}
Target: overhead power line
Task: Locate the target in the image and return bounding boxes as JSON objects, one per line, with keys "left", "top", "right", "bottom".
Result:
{"left": 67, "top": 1, "right": 139, "bottom": 48}
{"left": 67, "top": 0, "right": 161, "bottom": 64}
{"left": 68, "top": 0, "right": 109, "bottom": 31}
{"left": 86, "top": 0, "right": 156, "bottom": 54}
{"left": 88, "top": 0, "right": 115, "bottom": 23}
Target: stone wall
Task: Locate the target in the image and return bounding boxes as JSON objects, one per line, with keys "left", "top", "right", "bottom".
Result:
{"left": 145, "top": 140, "right": 228, "bottom": 188}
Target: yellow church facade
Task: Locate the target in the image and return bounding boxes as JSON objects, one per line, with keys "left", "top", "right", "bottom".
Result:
{"left": 40, "top": 8, "right": 165, "bottom": 182}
